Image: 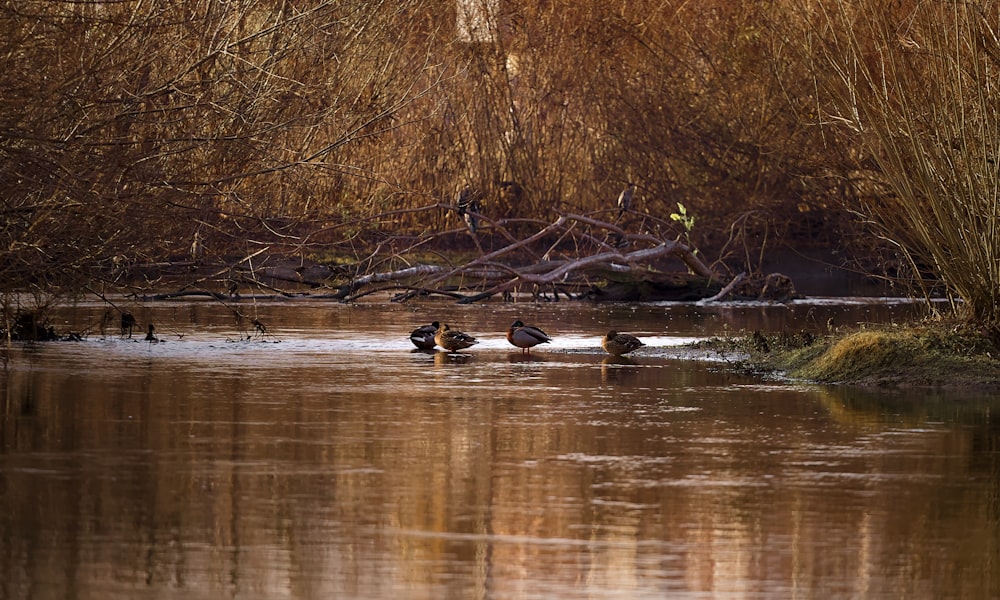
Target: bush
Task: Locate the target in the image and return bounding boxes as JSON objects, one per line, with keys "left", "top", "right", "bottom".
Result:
{"left": 807, "top": 0, "right": 1000, "bottom": 325}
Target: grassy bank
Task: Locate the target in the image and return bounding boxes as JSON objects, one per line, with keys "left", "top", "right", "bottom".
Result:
{"left": 704, "top": 323, "right": 1000, "bottom": 388}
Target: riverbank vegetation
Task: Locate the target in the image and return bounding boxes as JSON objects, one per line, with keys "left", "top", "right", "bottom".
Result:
{"left": 706, "top": 322, "right": 1000, "bottom": 388}
{"left": 3, "top": 1, "right": 1000, "bottom": 335}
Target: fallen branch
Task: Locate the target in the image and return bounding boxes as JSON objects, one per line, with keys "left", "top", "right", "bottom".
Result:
{"left": 701, "top": 272, "right": 747, "bottom": 303}
{"left": 332, "top": 210, "right": 728, "bottom": 303}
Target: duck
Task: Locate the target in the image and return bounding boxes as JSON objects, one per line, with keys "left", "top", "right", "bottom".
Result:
{"left": 409, "top": 321, "right": 440, "bottom": 350}
{"left": 120, "top": 312, "right": 137, "bottom": 338}
{"left": 434, "top": 323, "right": 479, "bottom": 353}
{"left": 602, "top": 330, "right": 645, "bottom": 356}
{"left": 456, "top": 185, "right": 482, "bottom": 233}
{"left": 617, "top": 182, "right": 635, "bottom": 218}
{"left": 145, "top": 323, "right": 159, "bottom": 343}
{"left": 507, "top": 320, "right": 552, "bottom": 354}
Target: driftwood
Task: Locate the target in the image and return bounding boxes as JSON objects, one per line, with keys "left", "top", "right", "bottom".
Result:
{"left": 702, "top": 272, "right": 748, "bottom": 302}
{"left": 701, "top": 272, "right": 800, "bottom": 303}
{"left": 138, "top": 205, "right": 797, "bottom": 304}
{"left": 379, "top": 211, "right": 722, "bottom": 303}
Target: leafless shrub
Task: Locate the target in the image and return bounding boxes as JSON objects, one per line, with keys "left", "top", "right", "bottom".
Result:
{"left": 0, "top": 0, "right": 887, "bottom": 307}
{"left": 807, "top": 0, "right": 1000, "bottom": 324}
{"left": 0, "top": 0, "right": 453, "bottom": 292}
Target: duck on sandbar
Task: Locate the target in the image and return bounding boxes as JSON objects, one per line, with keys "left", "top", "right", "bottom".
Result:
{"left": 410, "top": 321, "right": 440, "bottom": 350}
{"left": 602, "top": 330, "right": 644, "bottom": 356}
{"left": 434, "top": 323, "right": 479, "bottom": 353}
{"left": 506, "top": 320, "right": 552, "bottom": 355}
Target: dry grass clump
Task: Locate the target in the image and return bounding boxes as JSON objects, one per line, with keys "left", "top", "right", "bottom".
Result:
{"left": 695, "top": 323, "right": 1000, "bottom": 387}
{"left": 791, "top": 331, "right": 910, "bottom": 383}
{"left": 777, "top": 326, "right": 1000, "bottom": 387}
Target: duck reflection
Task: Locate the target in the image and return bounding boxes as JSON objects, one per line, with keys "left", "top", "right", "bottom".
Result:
{"left": 434, "top": 351, "right": 473, "bottom": 366}
{"left": 600, "top": 355, "right": 640, "bottom": 383}
{"left": 507, "top": 352, "right": 545, "bottom": 363}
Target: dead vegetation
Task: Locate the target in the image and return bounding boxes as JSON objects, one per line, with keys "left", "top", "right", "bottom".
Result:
{"left": 123, "top": 201, "right": 809, "bottom": 304}
{"left": 2, "top": 0, "right": 999, "bottom": 340}
{"left": 0, "top": 1, "right": 859, "bottom": 301}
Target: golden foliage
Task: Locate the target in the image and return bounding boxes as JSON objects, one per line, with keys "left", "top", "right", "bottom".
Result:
{"left": 5, "top": 0, "right": 998, "bottom": 327}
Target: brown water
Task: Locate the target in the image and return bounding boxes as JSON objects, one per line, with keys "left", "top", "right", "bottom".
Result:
{"left": 2, "top": 298, "right": 998, "bottom": 599}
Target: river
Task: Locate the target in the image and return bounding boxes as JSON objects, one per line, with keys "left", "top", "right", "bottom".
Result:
{"left": 1, "top": 297, "right": 997, "bottom": 599}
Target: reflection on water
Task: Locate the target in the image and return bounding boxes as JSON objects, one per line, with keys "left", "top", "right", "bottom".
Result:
{"left": 1, "top": 299, "right": 998, "bottom": 599}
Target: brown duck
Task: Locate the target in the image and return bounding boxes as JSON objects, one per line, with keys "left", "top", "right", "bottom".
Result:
{"left": 602, "top": 330, "right": 644, "bottom": 356}
{"left": 434, "top": 323, "right": 479, "bottom": 353}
